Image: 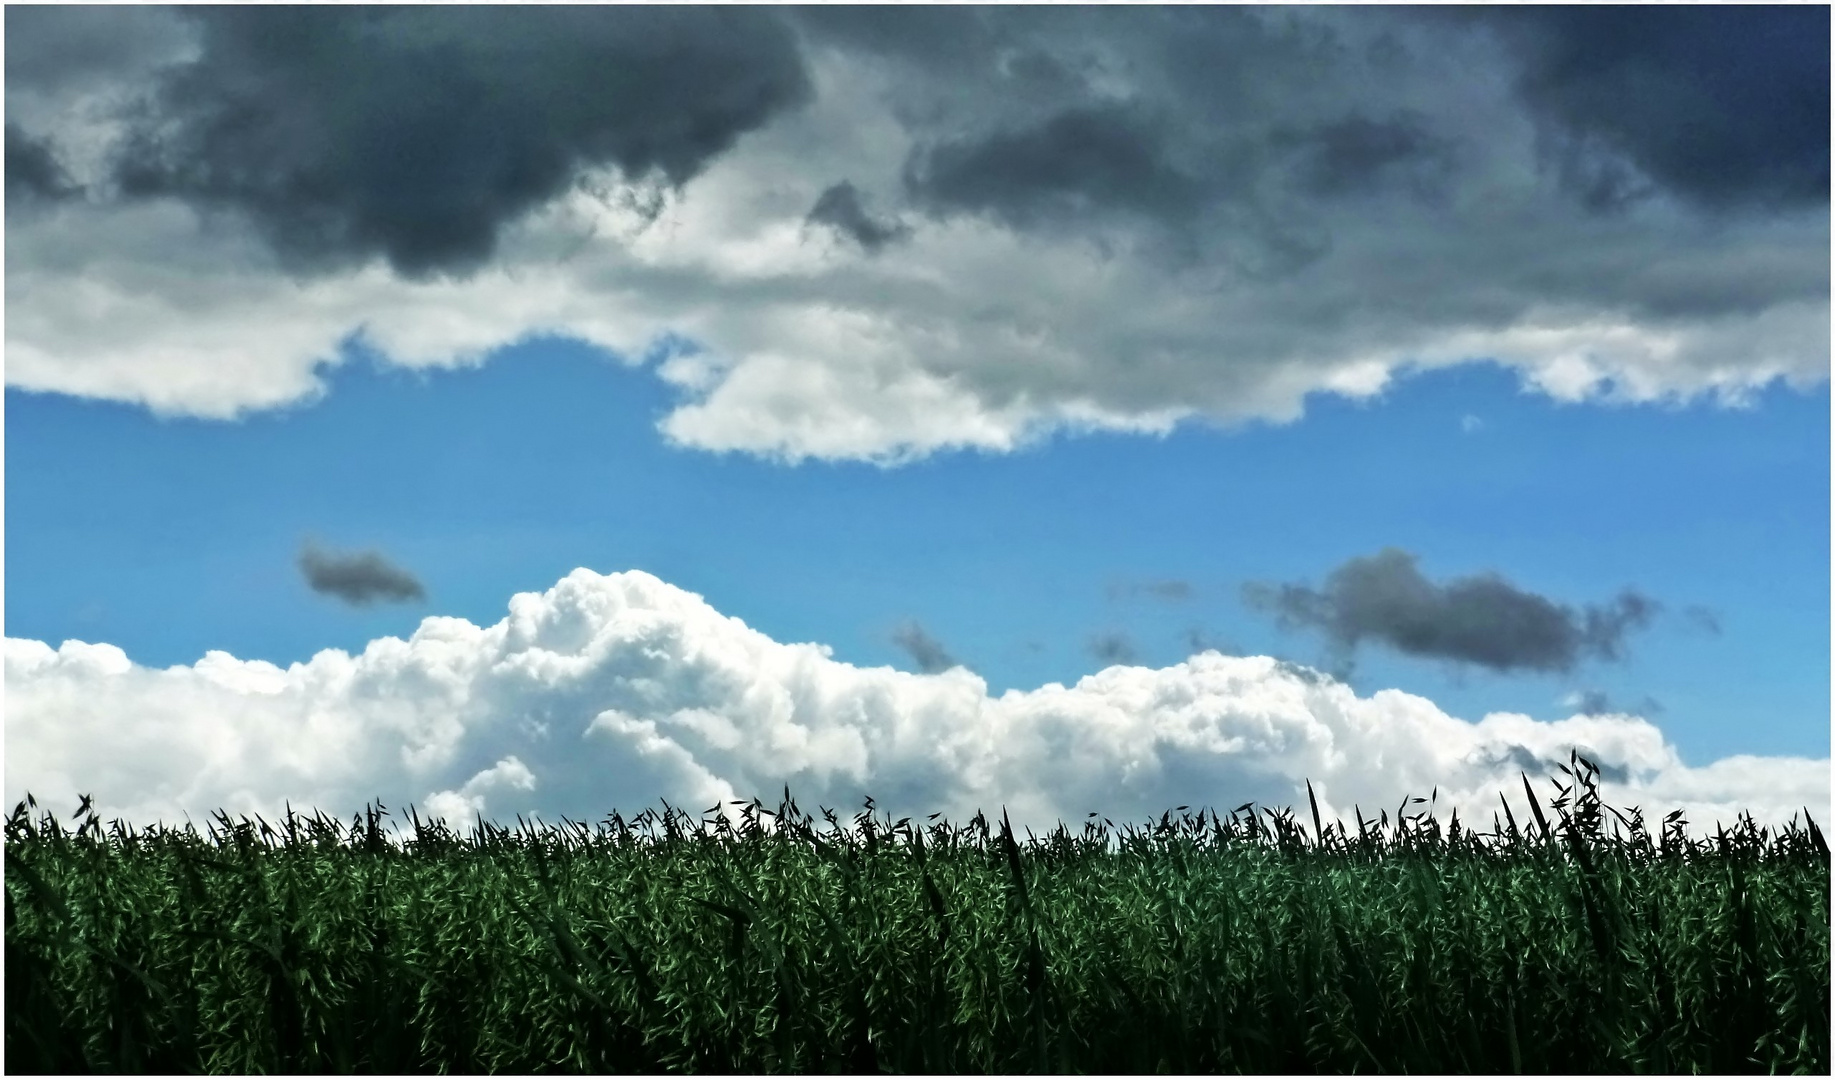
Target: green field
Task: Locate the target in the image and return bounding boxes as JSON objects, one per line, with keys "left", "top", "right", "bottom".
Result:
{"left": 6, "top": 753, "right": 1829, "bottom": 1073}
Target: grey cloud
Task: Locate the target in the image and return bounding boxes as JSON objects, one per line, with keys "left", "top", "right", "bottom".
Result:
{"left": 299, "top": 542, "right": 426, "bottom": 607}
{"left": 1088, "top": 631, "right": 1138, "bottom": 666}
{"left": 1470, "top": 742, "right": 1554, "bottom": 780}
{"left": 1182, "top": 628, "right": 1238, "bottom": 656}
{"left": 106, "top": 6, "right": 810, "bottom": 277}
{"left": 787, "top": 7, "right": 1096, "bottom": 103}
{"left": 1110, "top": 579, "right": 1195, "bottom": 603}
{"left": 1683, "top": 605, "right": 1723, "bottom": 636}
{"left": 806, "top": 181, "right": 909, "bottom": 253}
{"left": 1580, "top": 592, "right": 1659, "bottom": 664}
{"left": 1144, "top": 580, "right": 1194, "bottom": 601}
{"left": 1574, "top": 689, "right": 1614, "bottom": 716}
{"left": 5, "top": 124, "right": 82, "bottom": 204}
{"left": 1471, "top": 5, "right": 1830, "bottom": 211}
{"left": 1593, "top": 759, "right": 1631, "bottom": 786}
{"left": 905, "top": 103, "right": 1207, "bottom": 233}
{"left": 788, "top": 6, "right": 1005, "bottom": 72}
{"left": 1272, "top": 659, "right": 1330, "bottom": 687}
{"left": 1468, "top": 743, "right": 1630, "bottom": 786}
{"left": 1275, "top": 111, "right": 1458, "bottom": 201}
{"left": 4, "top": 6, "right": 195, "bottom": 100}
{"left": 1571, "top": 690, "right": 1664, "bottom": 718}
{"left": 1244, "top": 548, "right": 1660, "bottom": 674}
{"left": 827, "top": 7, "right": 1454, "bottom": 265}
{"left": 890, "top": 620, "right": 957, "bottom": 674}
{"left": 6, "top": 6, "right": 1826, "bottom": 456}
{"left": 861, "top": 5, "right": 1826, "bottom": 238}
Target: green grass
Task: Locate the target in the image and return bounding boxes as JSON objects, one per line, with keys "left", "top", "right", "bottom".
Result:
{"left": 6, "top": 751, "right": 1829, "bottom": 1073}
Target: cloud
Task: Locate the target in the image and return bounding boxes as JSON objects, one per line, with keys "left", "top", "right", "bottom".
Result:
{"left": 102, "top": 7, "right": 811, "bottom": 277}
{"left": 905, "top": 102, "right": 1207, "bottom": 234}
{"left": 6, "top": 568, "right": 1823, "bottom": 842}
{"left": 1182, "top": 628, "right": 1238, "bottom": 657}
{"left": 5, "top": 124, "right": 82, "bottom": 204}
{"left": 890, "top": 620, "right": 959, "bottom": 674}
{"left": 1683, "top": 605, "right": 1723, "bottom": 635}
{"left": 806, "top": 181, "right": 909, "bottom": 252}
{"left": 1088, "top": 631, "right": 1139, "bottom": 666}
{"left": 298, "top": 542, "right": 427, "bottom": 607}
{"left": 1245, "top": 548, "right": 1660, "bottom": 674}
{"left": 3, "top": 6, "right": 197, "bottom": 104}
{"left": 6, "top": 7, "right": 1827, "bottom": 460}
{"left": 1110, "top": 579, "right": 1195, "bottom": 603}
{"left": 1469, "top": 5, "right": 1830, "bottom": 211}
{"left": 1572, "top": 689, "right": 1614, "bottom": 717}
{"left": 1564, "top": 689, "right": 1663, "bottom": 719}
{"left": 1274, "top": 110, "right": 1458, "bottom": 202}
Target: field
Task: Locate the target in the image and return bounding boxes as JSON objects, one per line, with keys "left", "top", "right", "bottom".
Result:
{"left": 6, "top": 753, "right": 1829, "bottom": 1074}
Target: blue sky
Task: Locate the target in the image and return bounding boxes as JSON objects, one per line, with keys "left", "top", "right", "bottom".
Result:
{"left": 8, "top": 346, "right": 1829, "bottom": 772}
{"left": 5, "top": 6, "right": 1828, "bottom": 836}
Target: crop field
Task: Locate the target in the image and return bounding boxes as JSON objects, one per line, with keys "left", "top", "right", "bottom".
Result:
{"left": 6, "top": 753, "right": 1829, "bottom": 1074}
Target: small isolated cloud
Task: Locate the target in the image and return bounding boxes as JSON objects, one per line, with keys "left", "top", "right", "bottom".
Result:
{"left": 1573, "top": 689, "right": 1615, "bottom": 716}
{"left": 1564, "top": 689, "right": 1664, "bottom": 718}
{"left": 1088, "top": 631, "right": 1139, "bottom": 666}
{"left": 806, "top": 181, "right": 910, "bottom": 253}
{"left": 1110, "top": 578, "right": 1196, "bottom": 603}
{"left": 1245, "top": 548, "right": 1660, "bottom": 674}
{"left": 298, "top": 542, "right": 426, "bottom": 607}
{"left": 1183, "top": 627, "right": 1238, "bottom": 657}
{"left": 1683, "top": 605, "right": 1723, "bottom": 635}
{"left": 5, "top": 568, "right": 1824, "bottom": 841}
{"left": 1460, "top": 414, "right": 1484, "bottom": 433}
{"left": 890, "top": 620, "right": 959, "bottom": 674}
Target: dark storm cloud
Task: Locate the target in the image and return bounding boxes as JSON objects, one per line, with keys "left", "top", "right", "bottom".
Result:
{"left": 815, "top": 7, "right": 1445, "bottom": 252}
{"left": 5, "top": 124, "right": 82, "bottom": 204}
{"left": 890, "top": 621, "right": 958, "bottom": 674}
{"left": 840, "top": 4, "right": 1826, "bottom": 226}
{"left": 106, "top": 6, "right": 810, "bottom": 277}
{"left": 1470, "top": 5, "right": 1830, "bottom": 210}
{"left": 299, "top": 543, "right": 426, "bottom": 607}
{"left": 806, "top": 182, "right": 910, "bottom": 253}
{"left": 1275, "top": 111, "right": 1458, "bottom": 201}
{"left": 1088, "top": 631, "right": 1139, "bottom": 666}
{"left": 1244, "top": 548, "right": 1660, "bottom": 674}
{"left": 4, "top": 5, "right": 195, "bottom": 98}
{"left": 904, "top": 103, "right": 1206, "bottom": 231}
{"left": 788, "top": 6, "right": 1008, "bottom": 74}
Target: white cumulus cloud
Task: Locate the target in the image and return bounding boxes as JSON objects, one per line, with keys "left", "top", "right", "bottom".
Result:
{"left": 6, "top": 569, "right": 1826, "bottom": 844}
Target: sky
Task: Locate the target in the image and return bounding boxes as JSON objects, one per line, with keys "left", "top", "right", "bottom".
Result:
{"left": 5, "top": 5, "right": 1829, "bottom": 843}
